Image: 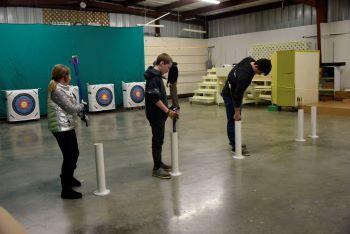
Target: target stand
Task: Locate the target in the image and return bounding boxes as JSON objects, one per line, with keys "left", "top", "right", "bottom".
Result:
{"left": 122, "top": 82, "right": 145, "bottom": 109}
{"left": 87, "top": 84, "right": 115, "bottom": 112}
{"left": 5, "top": 89, "right": 40, "bottom": 122}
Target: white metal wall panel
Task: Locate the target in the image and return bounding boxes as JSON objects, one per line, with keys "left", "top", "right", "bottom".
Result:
{"left": 208, "top": 4, "right": 317, "bottom": 38}
{"left": 144, "top": 36, "right": 208, "bottom": 95}
{"left": 109, "top": 13, "right": 154, "bottom": 35}
{"left": 328, "top": 0, "right": 350, "bottom": 22}
{"left": 0, "top": 7, "right": 42, "bottom": 24}
{"left": 159, "top": 20, "right": 204, "bottom": 39}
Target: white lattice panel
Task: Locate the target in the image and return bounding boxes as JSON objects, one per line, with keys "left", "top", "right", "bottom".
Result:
{"left": 251, "top": 41, "right": 312, "bottom": 60}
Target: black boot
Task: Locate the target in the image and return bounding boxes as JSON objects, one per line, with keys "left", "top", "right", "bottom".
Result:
{"left": 60, "top": 176, "right": 82, "bottom": 199}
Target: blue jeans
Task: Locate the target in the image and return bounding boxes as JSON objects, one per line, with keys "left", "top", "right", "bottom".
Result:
{"left": 222, "top": 94, "right": 235, "bottom": 148}
{"left": 222, "top": 94, "right": 242, "bottom": 149}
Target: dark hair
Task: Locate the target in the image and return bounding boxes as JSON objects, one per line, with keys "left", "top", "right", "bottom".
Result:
{"left": 255, "top": 59, "right": 272, "bottom": 75}
{"left": 172, "top": 62, "right": 177, "bottom": 66}
{"left": 155, "top": 53, "right": 172, "bottom": 65}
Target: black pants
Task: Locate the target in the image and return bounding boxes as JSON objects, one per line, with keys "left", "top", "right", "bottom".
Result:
{"left": 53, "top": 129, "right": 79, "bottom": 185}
{"left": 150, "top": 120, "right": 165, "bottom": 169}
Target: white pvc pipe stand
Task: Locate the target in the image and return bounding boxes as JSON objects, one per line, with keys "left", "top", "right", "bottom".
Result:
{"left": 309, "top": 106, "right": 319, "bottom": 139}
{"left": 170, "top": 132, "right": 182, "bottom": 176}
{"left": 233, "top": 121, "right": 244, "bottom": 159}
{"left": 296, "top": 109, "right": 306, "bottom": 142}
{"left": 93, "top": 143, "right": 110, "bottom": 196}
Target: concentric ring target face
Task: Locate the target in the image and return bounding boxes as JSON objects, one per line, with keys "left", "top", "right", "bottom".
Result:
{"left": 130, "top": 85, "right": 145, "bottom": 103}
{"left": 96, "top": 87, "right": 113, "bottom": 107}
{"left": 12, "top": 93, "right": 36, "bottom": 116}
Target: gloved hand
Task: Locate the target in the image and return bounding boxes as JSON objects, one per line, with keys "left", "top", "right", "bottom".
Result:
{"left": 167, "top": 109, "right": 179, "bottom": 119}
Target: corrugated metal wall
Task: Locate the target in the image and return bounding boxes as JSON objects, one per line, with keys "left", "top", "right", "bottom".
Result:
{"left": 1, "top": 1, "right": 350, "bottom": 38}
{"left": 109, "top": 13, "right": 155, "bottom": 35}
{"left": 109, "top": 14, "right": 203, "bottom": 38}
{"left": 208, "top": 4, "right": 316, "bottom": 38}
{"left": 328, "top": 0, "right": 350, "bottom": 22}
{"left": 159, "top": 20, "right": 204, "bottom": 38}
{"left": 0, "top": 7, "right": 42, "bottom": 24}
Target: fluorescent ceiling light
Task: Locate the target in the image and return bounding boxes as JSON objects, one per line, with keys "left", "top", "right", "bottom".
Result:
{"left": 201, "top": 0, "right": 220, "bottom": 4}
{"left": 137, "top": 24, "right": 165, "bottom": 28}
{"left": 182, "top": 28, "right": 207, "bottom": 34}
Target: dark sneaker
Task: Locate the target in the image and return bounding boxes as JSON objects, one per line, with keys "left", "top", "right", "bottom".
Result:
{"left": 231, "top": 148, "right": 250, "bottom": 156}
{"left": 152, "top": 168, "right": 171, "bottom": 179}
{"left": 71, "top": 177, "right": 82, "bottom": 187}
{"left": 61, "top": 188, "right": 82, "bottom": 199}
{"left": 161, "top": 163, "right": 172, "bottom": 172}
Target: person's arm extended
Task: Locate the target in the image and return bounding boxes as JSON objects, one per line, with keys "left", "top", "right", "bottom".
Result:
{"left": 231, "top": 73, "right": 250, "bottom": 121}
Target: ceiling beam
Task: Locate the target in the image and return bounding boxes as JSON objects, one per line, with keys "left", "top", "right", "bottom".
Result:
{"left": 121, "top": 0, "right": 145, "bottom": 7}
{"left": 182, "top": 0, "right": 260, "bottom": 17}
{"left": 156, "top": 0, "right": 199, "bottom": 12}
{"left": 207, "top": 1, "right": 295, "bottom": 20}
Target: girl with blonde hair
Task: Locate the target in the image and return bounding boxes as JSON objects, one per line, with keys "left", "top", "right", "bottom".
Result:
{"left": 47, "top": 64, "right": 86, "bottom": 199}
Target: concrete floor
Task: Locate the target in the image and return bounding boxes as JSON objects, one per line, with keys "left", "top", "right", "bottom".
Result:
{"left": 1, "top": 100, "right": 350, "bottom": 234}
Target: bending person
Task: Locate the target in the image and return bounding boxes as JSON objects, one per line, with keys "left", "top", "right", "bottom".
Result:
{"left": 221, "top": 57, "right": 271, "bottom": 156}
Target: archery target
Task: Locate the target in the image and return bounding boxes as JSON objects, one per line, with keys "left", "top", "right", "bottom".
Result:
{"left": 12, "top": 93, "right": 36, "bottom": 116}
{"left": 96, "top": 87, "right": 113, "bottom": 107}
{"left": 5, "top": 89, "right": 40, "bottom": 122}
{"left": 122, "top": 82, "right": 145, "bottom": 108}
{"left": 87, "top": 84, "right": 115, "bottom": 112}
{"left": 130, "top": 85, "right": 145, "bottom": 103}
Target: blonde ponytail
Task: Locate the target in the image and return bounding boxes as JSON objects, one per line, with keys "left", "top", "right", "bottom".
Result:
{"left": 48, "top": 80, "right": 58, "bottom": 93}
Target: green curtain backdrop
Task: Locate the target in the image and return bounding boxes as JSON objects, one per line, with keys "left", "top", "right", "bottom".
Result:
{"left": 0, "top": 24, "right": 145, "bottom": 117}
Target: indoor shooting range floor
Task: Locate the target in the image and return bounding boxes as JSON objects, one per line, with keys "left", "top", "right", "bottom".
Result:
{"left": 1, "top": 100, "right": 350, "bottom": 234}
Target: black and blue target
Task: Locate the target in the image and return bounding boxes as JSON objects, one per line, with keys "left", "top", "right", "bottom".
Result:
{"left": 96, "top": 87, "right": 113, "bottom": 107}
{"left": 12, "top": 93, "right": 36, "bottom": 116}
{"left": 130, "top": 85, "right": 145, "bottom": 103}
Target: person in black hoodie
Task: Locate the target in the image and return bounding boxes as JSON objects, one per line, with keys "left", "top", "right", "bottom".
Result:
{"left": 221, "top": 57, "right": 271, "bottom": 156}
{"left": 167, "top": 61, "right": 179, "bottom": 109}
{"left": 145, "top": 53, "right": 179, "bottom": 179}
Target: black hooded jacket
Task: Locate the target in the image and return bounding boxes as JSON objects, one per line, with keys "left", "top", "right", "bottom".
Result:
{"left": 221, "top": 57, "right": 255, "bottom": 107}
{"left": 144, "top": 66, "right": 168, "bottom": 123}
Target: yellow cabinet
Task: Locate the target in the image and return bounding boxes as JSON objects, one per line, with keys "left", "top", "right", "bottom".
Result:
{"left": 272, "top": 50, "right": 319, "bottom": 107}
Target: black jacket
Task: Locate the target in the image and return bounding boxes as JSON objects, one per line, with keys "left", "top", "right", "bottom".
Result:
{"left": 221, "top": 57, "right": 255, "bottom": 107}
{"left": 144, "top": 66, "right": 168, "bottom": 123}
{"left": 167, "top": 63, "right": 178, "bottom": 84}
